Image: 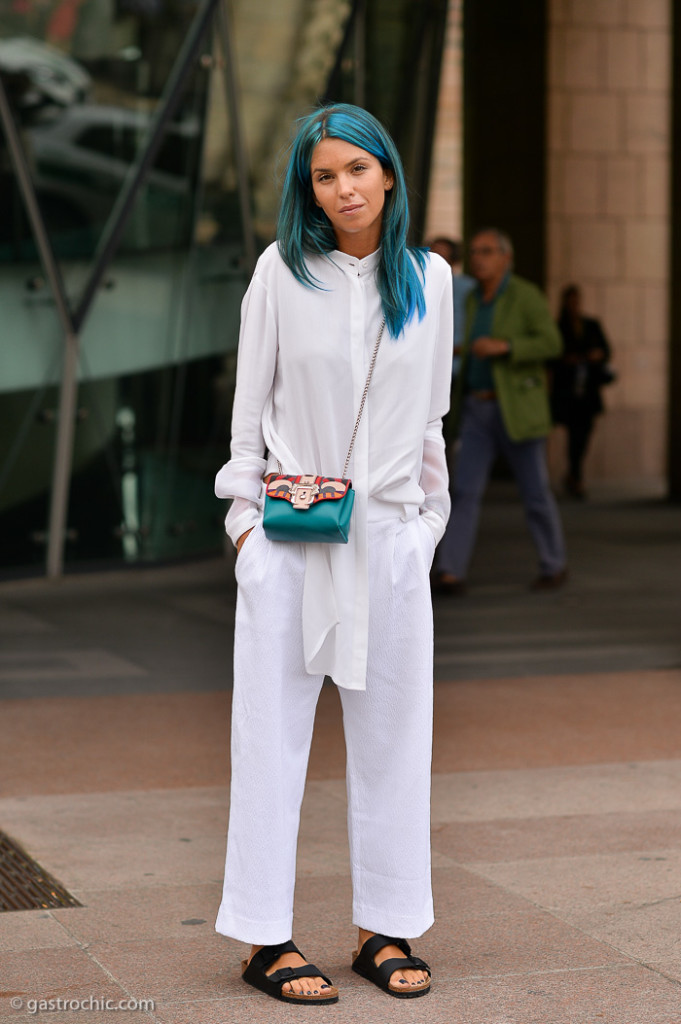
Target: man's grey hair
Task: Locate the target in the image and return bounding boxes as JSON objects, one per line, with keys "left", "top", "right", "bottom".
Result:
{"left": 472, "top": 227, "right": 514, "bottom": 264}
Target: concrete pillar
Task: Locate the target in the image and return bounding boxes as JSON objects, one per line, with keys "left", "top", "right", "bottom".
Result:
{"left": 546, "top": 0, "right": 671, "bottom": 494}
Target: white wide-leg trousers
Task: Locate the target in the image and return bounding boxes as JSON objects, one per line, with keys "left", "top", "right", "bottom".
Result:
{"left": 215, "top": 516, "right": 436, "bottom": 945}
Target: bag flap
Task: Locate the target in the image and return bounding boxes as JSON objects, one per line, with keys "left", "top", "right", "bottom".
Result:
{"left": 265, "top": 475, "right": 351, "bottom": 507}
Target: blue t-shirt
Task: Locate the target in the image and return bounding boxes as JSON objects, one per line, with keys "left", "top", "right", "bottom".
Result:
{"left": 452, "top": 273, "right": 476, "bottom": 379}
{"left": 465, "top": 273, "right": 510, "bottom": 392}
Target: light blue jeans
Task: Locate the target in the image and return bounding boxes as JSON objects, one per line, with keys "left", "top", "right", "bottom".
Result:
{"left": 436, "top": 397, "right": 567, "bottom": 579}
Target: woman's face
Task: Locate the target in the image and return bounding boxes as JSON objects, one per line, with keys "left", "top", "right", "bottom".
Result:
{"left": 310, "top": 137, "right": 394, "bottom": 256}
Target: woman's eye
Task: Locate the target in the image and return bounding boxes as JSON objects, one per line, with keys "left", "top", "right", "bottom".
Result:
{"left": 353, "top": 164, "right": 367, "bottom": 172}
{"left": 317, "top": 173, "right": 332, "bottom": 183}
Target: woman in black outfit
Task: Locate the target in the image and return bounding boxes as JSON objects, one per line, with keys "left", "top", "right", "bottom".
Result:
{"left": 551, "top": 284, "right": 613, "bottom": 499}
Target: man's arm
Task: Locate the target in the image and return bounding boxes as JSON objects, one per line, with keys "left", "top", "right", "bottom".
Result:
{"left": 504, "top": 282, "right": 562, "bottom": 363}
{"left": 470, "top": 336, "right": 510, "bottom": 359}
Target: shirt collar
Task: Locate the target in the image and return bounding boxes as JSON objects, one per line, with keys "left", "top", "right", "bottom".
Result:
{"left": 328, "top": 248, "right": 381, "bottom": 277}
{"left": 477, "top": 270, "right": 511, "bottom": 303}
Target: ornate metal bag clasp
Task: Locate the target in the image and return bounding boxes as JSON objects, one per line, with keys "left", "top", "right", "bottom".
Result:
{"left": 291, "top": 476, "right": 319, "bottom": 510}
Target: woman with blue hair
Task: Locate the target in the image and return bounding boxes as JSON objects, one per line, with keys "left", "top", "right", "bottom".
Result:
{"left": 214, "top": 103, "right": 453, "bottom": 1005}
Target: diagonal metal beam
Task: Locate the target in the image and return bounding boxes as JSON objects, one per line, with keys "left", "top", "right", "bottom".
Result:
{"left": 72, "top": 0, "right": 222, "bottom": 334}
{"left": 218, "top": 0, "right": 257, "bottom": 273}
{"left": 0, "top": 81, "right": 75, "bottom": 336}
{"left": 322, "top": 0, "right": 362, "bottom": 103}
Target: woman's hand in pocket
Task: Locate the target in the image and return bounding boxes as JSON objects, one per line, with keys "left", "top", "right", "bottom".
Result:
{"left": 236, "top": 528, "right": 254, "bottom": 555}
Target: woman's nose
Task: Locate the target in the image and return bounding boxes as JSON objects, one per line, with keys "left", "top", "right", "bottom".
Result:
{"left": 337, "top": 174, "right": 354, "bottom": 196}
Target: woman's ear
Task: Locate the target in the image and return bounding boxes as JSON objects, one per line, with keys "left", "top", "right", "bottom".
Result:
{"left": 384, "top": 171, "right": 394, "bottom": 191}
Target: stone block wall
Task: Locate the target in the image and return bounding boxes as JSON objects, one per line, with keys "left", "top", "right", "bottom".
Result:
{"left": 547, "top": 0, "right": 670, "bottom": 491}
{"left": 423, "top": 0, "right": 463, "bottom": 242}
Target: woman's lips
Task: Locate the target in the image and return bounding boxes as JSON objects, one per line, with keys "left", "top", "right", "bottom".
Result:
{"left": 339, "top": 204, "right": 362, "bottom": 214}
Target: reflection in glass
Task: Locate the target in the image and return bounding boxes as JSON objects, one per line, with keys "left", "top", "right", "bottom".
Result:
{"left": 0, "top": 0, "right": 446, "bottom": 575}
{"left": 0, "top": 2, "right": 202, "bottom": 266}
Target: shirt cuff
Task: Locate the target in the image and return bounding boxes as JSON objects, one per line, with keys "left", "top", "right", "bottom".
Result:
{"left": 419, "top": 505, "right": 448, "bottom": 546}
{"left": 224, "top": 497, "right": 261, "bottom": 547}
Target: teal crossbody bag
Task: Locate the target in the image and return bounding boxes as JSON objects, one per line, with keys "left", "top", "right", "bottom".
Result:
{"left": 263, "top": 319, "right": 385, "bottom": 544}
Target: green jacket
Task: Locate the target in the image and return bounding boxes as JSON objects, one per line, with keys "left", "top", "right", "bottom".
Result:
{"left": 449, "top": 275, "right": 562, "bottom": 442}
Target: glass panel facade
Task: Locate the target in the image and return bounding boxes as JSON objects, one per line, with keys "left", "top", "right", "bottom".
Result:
{"left": 0, "top": 308, "right": 67, "bottom": 570}
{"left": 0, "top": 0, "right": 446, "bottom": 577}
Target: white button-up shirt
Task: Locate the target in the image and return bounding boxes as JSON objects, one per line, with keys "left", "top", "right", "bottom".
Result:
{"left": 215, "top": 242, "right": 453, "bottom": 690}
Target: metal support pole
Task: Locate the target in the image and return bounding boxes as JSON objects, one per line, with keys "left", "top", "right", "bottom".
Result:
{"left": 46, "top": 333, "right": 80, "bottom": 578}
{"left": 218, "top": 0, "right": 257, "bottom": 273}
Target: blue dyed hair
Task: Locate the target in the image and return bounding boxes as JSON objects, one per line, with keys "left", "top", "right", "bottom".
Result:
{"left": 277, "top": 103, "right": 426, "bottom": 338}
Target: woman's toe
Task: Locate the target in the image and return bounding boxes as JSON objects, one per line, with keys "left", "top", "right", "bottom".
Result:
{"left": 394, "top": 968, "right": 427, "bottom": 987}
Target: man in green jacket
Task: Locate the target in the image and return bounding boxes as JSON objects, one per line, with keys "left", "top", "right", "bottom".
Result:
{"left": 434, "top": 228, "right": 567, "bottom": 593}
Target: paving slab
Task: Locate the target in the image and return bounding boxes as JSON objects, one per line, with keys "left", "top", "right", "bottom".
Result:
{"left": 50, "top": 885, "right": 221, "bottom": 946}
{"left": 0, "top": 693, "right": 232, "bottom": 796}
{"left": 0, "top": 910, "right": 78, "bottom": 952}
{"left": 0, "top": 945, "right": 133, "bottom": 1007}
{"left": 80, "top": 936, "right": 235, "bottom": 1005}
{"left": 431, "top": 670, "right": 681, "bottom": 771}
{"left": 466, "top": 848, "right": 681, "bottom": 916}
{"left": 433, "top": 808, "right": 681, "bottom": 863}
{"left": 567, "top": 905, "right": 681, "bottom": 985}
{"left": 431, "top": 761, "right": 681, "bottom": 823}
{"left": 415, "top": 966, "right": 681, "bottom": 1024}
{"left": 0, "top": 789, "right": 230, "bottom": 843}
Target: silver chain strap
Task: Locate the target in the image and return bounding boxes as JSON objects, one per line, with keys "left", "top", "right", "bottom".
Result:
{"left": 342, "top": 317, "right": 385, "bottom": 479}
{"left": 276, "top": 317, "right": 386, "bottom": 480}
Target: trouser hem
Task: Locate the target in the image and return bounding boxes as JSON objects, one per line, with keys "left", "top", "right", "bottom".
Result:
{"left": 215, "top": 907, "right": 293, "bottom": 946}
{"left": 352, "top": 905, "right": 435, "bottom": 940}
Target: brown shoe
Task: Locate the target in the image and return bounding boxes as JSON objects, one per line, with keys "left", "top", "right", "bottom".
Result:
{"left": 564, "top": 475, "right": 586, "bottom": 500}
{"left": 530, "top": 568, "right": 568, "bottom": 591}
{"left": 432, "top": 573, "right": 467, "bottom": 596}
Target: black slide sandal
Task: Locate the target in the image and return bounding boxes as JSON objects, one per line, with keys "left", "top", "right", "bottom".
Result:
{"left": 352, "top": 933, "right": 431, "bottom": 998}
{"left": 241, "top": 940, "right": 339, "bottom": 1005}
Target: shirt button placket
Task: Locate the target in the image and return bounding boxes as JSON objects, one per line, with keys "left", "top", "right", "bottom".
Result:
{"left": 349, "top": 269, "right": 370, "bottom": 687}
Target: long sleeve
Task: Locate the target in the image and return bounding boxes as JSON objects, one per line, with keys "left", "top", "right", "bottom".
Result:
{"left": 419, "top": 261, "right": 454, "bottom": 544}
{"left": 591, "top": 318, "right": 611, "bottom": 360}
{"left": 505, "top": 282, "right": 563, "bottom": 363}
{"left": 215, "top": 275, "right": 277, "bottom": 545}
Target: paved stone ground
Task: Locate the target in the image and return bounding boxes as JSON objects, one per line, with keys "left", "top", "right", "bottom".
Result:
{"left": 1, "top": 485, "right": 680, "bottom": 1024}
